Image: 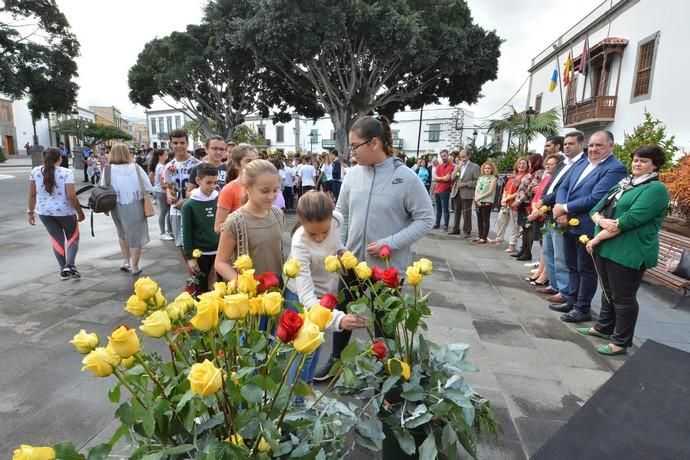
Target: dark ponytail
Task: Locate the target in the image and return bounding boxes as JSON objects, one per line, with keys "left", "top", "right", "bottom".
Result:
{"left": 350, "top": 116, "right": 394, "bottom": 156}
{"left": 42, "top": 148, "right": 62, "bottom": 194}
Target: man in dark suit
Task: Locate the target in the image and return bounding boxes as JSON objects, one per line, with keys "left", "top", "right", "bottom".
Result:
{"left": 537, "top": 132, "right": 585, "bottom": 301}
{"left": 449, "top": 149, "right": 480, "bottom": 237}
{"left": 550, "top": 131, "right": 628, "bottom": 323}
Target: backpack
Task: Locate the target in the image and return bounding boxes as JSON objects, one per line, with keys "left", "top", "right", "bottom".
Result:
{"left": 76, "top": 165, "right": 117, "bottom": 236}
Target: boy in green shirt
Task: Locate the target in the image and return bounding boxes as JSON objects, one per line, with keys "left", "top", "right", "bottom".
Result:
{"left": 181, "top": 163, "right": 220, "bottom": 293}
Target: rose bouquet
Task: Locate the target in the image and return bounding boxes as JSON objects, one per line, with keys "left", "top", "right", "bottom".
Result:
{"left": 14, "top": 257, "right": 380, "bottom": 459}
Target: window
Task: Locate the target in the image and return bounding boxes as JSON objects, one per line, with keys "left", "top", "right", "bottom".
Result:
{"left": 166, "top": 116, "right": 173, "bottom": 133}
{"left": 428, "top": 124, "right": 441, "bottom": 142}
{"left": 392, "top": 130, "right": 400, "bottom": 140}
{"left": 150, "top": 118, "right": 156, "bottom": 135}
{"left": 534, "top": 93, "right": 543, "bottom": 114}
{"left": 632, "top": 33, "right": 659, "bottom": 100}
{"left": 276, "top": 126, "right": 284, "bottom": 143}
{"left": 158, "top": 118, "right": 164, "bottom": 136}
{"left": 175, "top": 116, "right": 181, "bottom": 129}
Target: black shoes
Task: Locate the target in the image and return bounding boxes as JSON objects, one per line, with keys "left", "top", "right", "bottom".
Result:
{"left": 548, "top": 302, "right": 572, "bottom": 313}
{"left": 560, "top": 310, "right": 592, "bottom": 323}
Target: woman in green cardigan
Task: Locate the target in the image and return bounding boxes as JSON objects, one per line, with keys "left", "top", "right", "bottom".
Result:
{"left": 579, "top": 145, "right": 669, "bottom": 356}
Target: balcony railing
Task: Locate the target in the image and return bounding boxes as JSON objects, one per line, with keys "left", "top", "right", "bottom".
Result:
{"left": 565, "top": 95, "right": 617, "bottom": 127}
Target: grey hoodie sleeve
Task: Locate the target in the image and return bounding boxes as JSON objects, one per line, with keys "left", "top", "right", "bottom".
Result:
{"left": 335, "top": 179, "right": 350, "bottom": 246}
{"left": 378, "top": 172, "right": 434, "bottom": 251}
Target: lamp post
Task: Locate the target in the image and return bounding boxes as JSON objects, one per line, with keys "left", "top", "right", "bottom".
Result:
{"left": 472, "top": 129, "right": 478, "bottom": 147}
{"left": 523, "top": 106, "right": 536, "bottom": 153}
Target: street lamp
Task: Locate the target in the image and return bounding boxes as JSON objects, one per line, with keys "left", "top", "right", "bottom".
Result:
{"left": 472, "top": 129, "right": 478, "bottom": 146}
{"left": 523, "top": 106, "right": 536, "bottom": 153}
{"left": 71, "top": 109, "right": 81, "bottom": 147}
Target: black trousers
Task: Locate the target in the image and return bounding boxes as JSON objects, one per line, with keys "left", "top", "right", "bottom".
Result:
{"left": 282, "top": 186, "right": 295, "bottom": 211}
{"left": 516, "top": 205, "right": 532, "bottom": 258}
{"left": 452, "top": 195, "right": 473, "bottom": 234}
{"left": 593, "top": 255, "right": 645, "bottom": 347}
{"left": 196, "top": 253, "right": 216, "bottom": 294}
{"left": 476, "top": 203, "right": 492, "bottom": 240}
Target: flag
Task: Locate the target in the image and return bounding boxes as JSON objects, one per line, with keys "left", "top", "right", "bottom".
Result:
{"left": 549, "top": 68, "right": 558, "bottom": 93}
{"left": 578, "top": 35, "right": 589, "bottom": 74}
{"left": 563, "top": 50, "right": 573, "bottom": 86}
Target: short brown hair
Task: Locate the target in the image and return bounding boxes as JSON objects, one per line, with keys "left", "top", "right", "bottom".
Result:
{"left": 109, "top": 143, "right": 132, "bottom": 165}
{"left": 169, "top": 129, "right": 188, "bottom": 141}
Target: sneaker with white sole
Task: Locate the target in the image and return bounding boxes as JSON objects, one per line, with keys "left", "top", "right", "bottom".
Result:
{"left": 68, "top": 265, "right": 81, "bottom": 279}
{"left": 60, "top": 267, "right": 71, "bottom": 281}
{"left": 159, "top": 233, "right": 174, "bottom": 241}
{"left": 312, "top": 357, "right": 338, "bottom": 383}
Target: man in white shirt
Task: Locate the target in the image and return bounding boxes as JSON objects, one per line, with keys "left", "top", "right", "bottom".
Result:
{"left": 283, "top": 158, "right": 296, "bottom": 211}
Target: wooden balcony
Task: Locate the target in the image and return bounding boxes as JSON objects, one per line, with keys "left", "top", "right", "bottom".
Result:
{"left": 565, "top": 95, "right": 617, "bottom": 127}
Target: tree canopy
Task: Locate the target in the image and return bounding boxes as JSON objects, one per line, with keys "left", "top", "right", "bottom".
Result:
{"left": 53, "top": 119, "right": 132, "bottom": 148}
{"left": 213, "top": 0, "right": 502, "bottom": 154}
{"left": 485, "top": 107, "right": 561, "bottom": 153}
{"left": 1, "top": 0, "right": 80, "bottom": 124}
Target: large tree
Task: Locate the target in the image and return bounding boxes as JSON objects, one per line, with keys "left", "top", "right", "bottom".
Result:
{"left": 53, "top": 119, "right": 132, "bottom": 148}
{"left": 211, "top": 0, "right": 501, "bottom": 155}
{"left": 1, "top": 0, "right": 80, "bottom": 143}
{"left": 128, "top": 23, "right": 284, "bottom": 139}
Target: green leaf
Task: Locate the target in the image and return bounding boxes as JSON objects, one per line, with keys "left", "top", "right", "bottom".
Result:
{"left": 108, "top": 383, "right": 121, "bottom": 403}
{"left": 294, "top": 381, "right": 315, "bottom": 397}
{"left": 392, "top": 426, "right": 416, "bottom": 455}
{"left": 240, "top": 383, "right": 263, "bottom": 404}
{"left": 54, "top": 442, "right": 86, "bottom": 460}
{"left": 219, "top": 319, "right": 235, "bottom": 336}
{"left": 348, "top": 301, "right": 368, "bottom": 315}
{"left": 161, "top": 444, "right": 196, "bottom": 455}
{"left": 343, "top": 368, "right": 356, "bottom": 386}
{"left": 382, "top": 375, "right": 400, "bottom": 394}
{"left": 176, "top": 389, "right": 195, "bottom": 411}
{"left": 86, "top": 443, "right": 112, "bottom": 460}
{"left": 340, "top": 342, "right": 360, "bottom": 365}
{"left": 141, "top": 453, "right": 163, "bottom": 460}
{"left": 401, "top": 388, "right": 425, "bottom": 402}
{"left": 419, "top": 432, "right": 438, "bottom": 460}
{"left": 142, "top": 410, "right": 155, "bottom": 437}
{"left": 115, "top": 402, "right": 135, "bottom": 425}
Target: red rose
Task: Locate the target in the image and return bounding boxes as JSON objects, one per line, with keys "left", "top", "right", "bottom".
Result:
{"left": 320, "top": 293, "right": 338, "bottom": 310}
{"left": 379, "top": 245, "right": 392, "bottom": 259}
{"left": 256, "top": 272, "right": 280, "bottom": 293}
{"left": 381, "top": 268, "right": 400, "bottom": 288}
{"left": 372, "top": 266, "right": 385, "bottom": 281}
{"left": 370, "top": 340, "right": 387, "bottom": 360}
{"left": 276, "top": 310, "right": 304, "bottom": 343}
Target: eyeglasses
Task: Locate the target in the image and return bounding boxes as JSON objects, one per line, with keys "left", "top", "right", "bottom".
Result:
{"left": 349, "top": 138, "right": 371, "bottom": 153}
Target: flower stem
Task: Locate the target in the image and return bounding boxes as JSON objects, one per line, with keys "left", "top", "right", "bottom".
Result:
{"left": 275, "top": 353, "right": 308, "bottom": 427}
{"left": 134, "top": 354, "right": 168, "bottom": 397}
{"left": 164, "top": 334, "right": 191, "bottom": 367}
{"left": 267, "top": 349, "right": 299, "bottom": 414}
{"left": 113, "top": 368, "right": 148, "bottom": 410}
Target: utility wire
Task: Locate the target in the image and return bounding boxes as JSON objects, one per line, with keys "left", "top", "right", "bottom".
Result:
{"left": 474, "top": 75, "right": 530, "bottom": 120}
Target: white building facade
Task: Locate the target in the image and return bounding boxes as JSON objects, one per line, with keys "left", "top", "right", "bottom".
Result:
{"left": 526, "top": 0, "right": 690, "bottom": 152}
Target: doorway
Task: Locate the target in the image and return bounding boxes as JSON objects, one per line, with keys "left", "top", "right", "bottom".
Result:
{"left": 4, "top": 135, "right": 15, "bottom": 155}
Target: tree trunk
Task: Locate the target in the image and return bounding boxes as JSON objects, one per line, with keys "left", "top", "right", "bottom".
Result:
{"left": 330, "top": 109, "right": 360, "bottom": 161}
{"left": 32, "top": 118, "right": 39, "bottom": 145}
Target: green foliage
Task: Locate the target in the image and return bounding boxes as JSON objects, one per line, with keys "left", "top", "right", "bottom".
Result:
{"left": 613, "top": 111, "right": 679, "bottom": 172}
{"left": 233, "top": 124, "right": 263, "bottom": 145}
{"left": 53, "top": 119, "right": 132, "bottom": 148}
{"left": 469, "top": 143, "right": 500, "bottom": 168}
{"left": 486, "top": 107, "right": 561, "bottom": 154}
{"left": 0, "top": 146, "right": 6, "bottom": 163}
{"left": 496, "top": 147, "right": 521, "bottom": 173}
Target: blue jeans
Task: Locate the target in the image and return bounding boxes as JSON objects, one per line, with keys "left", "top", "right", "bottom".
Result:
{"left": 543, "top": 228, "right": 569, "bottom": 293}
{"left": 285, "top": 288, "right": 321, "bottom": 387}
{"left": 563, "top": 232, "right": 597, "bottom": 312}
{"left": 434, "top": 191, "right": 451, "bottom": 228}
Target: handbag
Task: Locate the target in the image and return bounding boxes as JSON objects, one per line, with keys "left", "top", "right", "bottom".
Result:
{"left": 135, "top": 165, "right": 156, "bottom": 218}
{"left": 667, "top": 250, "right": 690, "bottom": 280}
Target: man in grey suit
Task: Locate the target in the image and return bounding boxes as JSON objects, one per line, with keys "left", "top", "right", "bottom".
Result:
{"left": 449, "top": 149, "right": 480, "bottom": 237}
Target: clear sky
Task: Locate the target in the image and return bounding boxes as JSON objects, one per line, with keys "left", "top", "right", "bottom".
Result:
{"left": 56, "top": 0, "right": 603, "bottom": 122}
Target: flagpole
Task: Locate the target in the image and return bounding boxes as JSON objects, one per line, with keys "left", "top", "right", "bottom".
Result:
{"left": 580, "top": 35, "right": 589, "bottom": 101}
{"left": 555, "top": 53, "right": 565, "bottom": 125}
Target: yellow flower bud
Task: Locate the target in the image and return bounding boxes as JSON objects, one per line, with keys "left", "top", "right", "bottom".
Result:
{"left": 340, "top": 251, "right": 358, "bottom": 270}
{"left": 213, "top": 281, "right": 228, "bottom": 297}
{"left": 190, "top": 296, "right": 220, "bottom": 331}
{"left": 237, "top": 269, "right": 258, "bottom": 295}
{"left": 12, "top": 445, "right": 56, "bottom": 460}
{"left": 69, "top": 329, "right": 99, "bottom": 354}
{"left": 258, "top": 437, "right": 272, "bottom": 453}
{"left": 307, "top": 304, "right": 333, "bottom": 331}
{"left": 81, "top": 346, "right": 121, "bottom": 377}
{"left": 387, "top": 358, "right": 411, "bottom": 381}
{"left": 139, "top": 310, "right": 172, "bottom": 338}
{"left": 405, "top": 266, "right": 422, "bottom": 286}
{"left": 354, "top": 261, "right": 372, "bottom": 280}
{"left": 121, "top": 356, "right": 136, "bottom": 369}
{"left": 233, "top": 254, "right": 253, "bottom": 272}
{"left": 134, "top": 276, "right": 158, "bottom": 301}
{"left": 568, "top": 218, "right": 580, "bottom": 227}
{"left": 165, "top": 301, "right": 185, "bottom": 321}
{"left": 293, "top": 321, "right": 325, "bottom": 354}
{"left": 223, "top": 293, "right": 249, "bottom": 320}
{"left": 188, "top": 359, "right": 222, "bottom": 397}
{"left": 413, "top": 258, "right": 433, "bottom": 276}
{"left": 262, "top": 291, "right": 284, "bottom": 316}
{"left": 192, "top": 248, "right": 202, "bottom": 258}
{"left": 174, "top": 291, "right": 195, "bottom": 313}
{"left": 540, "top": 205, "right": 549, "bottom": 213}
{"left": 324, "top": 255, "right": 341, "bottom": 273}
{"left": 248, "top": 297, "right": 264, "bottom": 316}
{"left": 124, "top": 295, "right": 147, "bottom": 317}
{"left": 228, "top": 433, "right": 245, "bottom": 447}
{"left": 579, "top": 234, "right": 590, "bottom": 244}
{"left": 283, "top": 258, "right": 301, "bottom": 278}
{"left": 107, "top": 326, "right": 141, "bottom": 358}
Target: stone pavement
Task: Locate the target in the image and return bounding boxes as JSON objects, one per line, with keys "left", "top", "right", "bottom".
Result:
{"left": 1, "top": 206, "right": 688, "bottom": 458}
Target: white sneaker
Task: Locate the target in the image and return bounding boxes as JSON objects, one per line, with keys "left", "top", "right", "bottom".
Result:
{"left": 523, "top": 262, "right": 539, "bottom": 268}
{"left": 159, "top": 233, "right": 174, "bottom": 241}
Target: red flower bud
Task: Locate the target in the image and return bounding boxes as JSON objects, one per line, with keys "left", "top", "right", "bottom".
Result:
{"left": 276, "top": 310, "right": 304, "bottom": 343}
{"left": 379, "top": 245, "right": 392, "bottom": 259}
{"left": 372, "top": 266, "right": 385, "bottom": 281}
{"left": 256, "top": 271, "right": 280, "bottom": 293}
{"left": 381, "top": 267, "right": 400, "bottom": 288}
{"left": 319, "top": 293, "right": 338, "bottom": 311}
{"left": 370, "top": 340, "right": 387, "bottom": 360}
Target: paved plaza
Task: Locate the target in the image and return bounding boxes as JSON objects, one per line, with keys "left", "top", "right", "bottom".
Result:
{"left": 0, "top": 156, "right": 689, "bottom": 458}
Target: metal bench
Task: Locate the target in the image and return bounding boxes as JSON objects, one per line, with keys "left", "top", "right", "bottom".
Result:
{"left": 645, "top": 229, "right": 690, "bottom": 308}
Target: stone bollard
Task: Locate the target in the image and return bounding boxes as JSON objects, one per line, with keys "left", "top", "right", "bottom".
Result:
{"left": 30, "top": 145, "right": 45, "bottom": 167}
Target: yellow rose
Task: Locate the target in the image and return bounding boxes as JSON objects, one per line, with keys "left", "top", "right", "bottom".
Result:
{"left": 192, "top": 248, "right": 202, "bottom": 258}
{"left": 354, "top": 261, "right": 372, "bottom": 280}
{"left": 248, "top": 297, "right": 264, "bottom": 316}
{"left": 121, "top": 356, "right": 136, "bottom": 369}
{"left": 174, "top": 292, "right": 195, "bottom": 313}
{"left": 387, "top": 358, "right": 411, "bottom": 381}
{"left": 579, "top": 234, "right": 590, "bottom": 244}
{"left": 165, "top": 301, "right": 185, "bottom": 321}
{"left": 188, "top": 359, "right": 222, "bottom": 397}
{"left": 12, "top": 445, "right": 55, "bottom": 460}
{"left": 233, "top": 254, "right": 253, "bottom": 272}
{"left": 405, "top": 266, "right": 422, "bottom": 286}
{"left": 262, "top": 291, "right": 284, "bottom": 316}
{"left": 134, "top": 277, "right": 158, "bottom": 301}
{"left": 153, "top": 288, "right": 167, "bottom": 309}
{"left": 293, "top": 321, "right": 325, "bottom": 354}
{"left": 81, "top": 346, "right": 121, "bottom": 377}
{"left": 568, "top": 218, "right": 580, "bottom": 227}
{"left": 307, "top": 305, "right": 333, "bottom": 331}
{"left": 229, "top": 433, "right": 245, "bottom": 447}
{"left": 223, "top": 293, "right": 249, "bottom": 320}
{"left": 340, "top": 251, "right": 358, "bottom": 270}
{"left": 540, "top": 205, "right": 549, "bottom": 213}
{"left": 237, "top": 269, "right": 259, "bottom": 295}
{"left": 283, "top": 258, "right": 301, "bottom": 278}
{"left": 124, "top": 295, "right": 147, "bottom": 317}
{"left": 258, "top": 437, "right": 272, "bottom": 453}
{"left": 69, "top": 329, "right": 99, "bottom": 353}
{"left": 413, "top": 258, "right": 433, "bottom": 276}
{"left": 324, "top": 255, "right": 341, "bottom": 273}
{"left": 213, "top": 281, "right": 228, "bottom": 297}
{"left": 107, "top": 326, "right": 141, "bottom": 358}
{"left": 139, "top": 310, "right": 172, "bottom": 338}
{"left": 190, "top": 296, "right": 220, "bottom": 331}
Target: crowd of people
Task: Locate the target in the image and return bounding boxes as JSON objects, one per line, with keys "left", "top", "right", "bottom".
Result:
{"left": 28, "top": 121, "right": 669, "bottom": 361}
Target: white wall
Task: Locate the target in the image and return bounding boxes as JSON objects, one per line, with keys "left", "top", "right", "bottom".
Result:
{"left": 11, "top": 98, "right": 51, "bottom": 147}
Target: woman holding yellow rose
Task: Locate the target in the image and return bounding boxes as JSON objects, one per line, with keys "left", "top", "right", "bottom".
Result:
{"left": 285, "top": 191, "right": 366, "bottom": 386}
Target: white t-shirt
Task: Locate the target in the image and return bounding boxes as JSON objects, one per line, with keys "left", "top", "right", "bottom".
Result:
{"left": 283, "top": 166, "right": 295, "bottom": 188}
{"left": 164, "top": 156, "right": 200, "bottom": 215}
{"left": 30, "top": 166, "right": 76, "bottom": 216}
{"left": 320, "top": 163, "right": 333, "bottom": 181}
{"left": 154, "top": 162, "right": 165, "bottom": 193}
{"left": 299, "top": 164, "right": 316, "bottom": 187}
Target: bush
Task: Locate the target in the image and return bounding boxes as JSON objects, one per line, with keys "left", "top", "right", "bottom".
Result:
{"left": 661, "top": 151, "right": 690, "bottom": 223}
{"left": 613, "top": 111, "right": 679, "bottom": 172}
{"left": 496, "top": 146, "right": 520, "bottom": 173}
{"left": 0, "top": 146, "right": 6, "bottom": 163}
